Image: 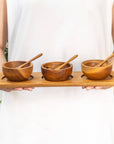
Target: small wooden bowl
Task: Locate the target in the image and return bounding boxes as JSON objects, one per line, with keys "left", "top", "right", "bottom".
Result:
{"left": 2, "top": 61, "right": 33, "bottom": 82}
{"left": 41, "top": 62, "right": 73, "bottom": 81}
{"left": 81, "top": 60, "right": 112, "bottom": 80}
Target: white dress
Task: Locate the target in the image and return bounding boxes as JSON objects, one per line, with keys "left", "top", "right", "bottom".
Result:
{"left": 1, "top": 0, "right": 114, "bottom": 144}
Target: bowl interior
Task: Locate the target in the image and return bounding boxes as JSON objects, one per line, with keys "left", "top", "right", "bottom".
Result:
{"left": 82, "top": 60, "right": 112, "bottom": 68}
{"left": 3, "top": 61, "right": 32, "bottom": 69}
{"left": 42, "top": 62, "right": 72, "bottom": 70}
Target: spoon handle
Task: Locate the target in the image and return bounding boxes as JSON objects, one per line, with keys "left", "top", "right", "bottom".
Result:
{"left": 55, "top": 54, "right": 78, "bottom": 70}
{"left": 18, "top": 53, "right": 43, "bottom": 68}
{"left": 97, "top": 53, "right": 114, "bottom": 67}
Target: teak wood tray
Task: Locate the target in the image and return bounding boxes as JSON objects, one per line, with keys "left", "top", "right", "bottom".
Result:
{"left": 0, "top": 71, "right": 114, "bottom": 88}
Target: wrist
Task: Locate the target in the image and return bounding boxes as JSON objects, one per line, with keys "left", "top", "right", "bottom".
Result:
{"left": 0, "top": 48, "right": 7, "bottom": 72}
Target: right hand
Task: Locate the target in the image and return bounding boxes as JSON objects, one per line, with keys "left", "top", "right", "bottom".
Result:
{"left": 82, "top": 86, "right": 111, "bottom": 90}
{"left": 0, "top": 87, "right": 34, "bottom": 92}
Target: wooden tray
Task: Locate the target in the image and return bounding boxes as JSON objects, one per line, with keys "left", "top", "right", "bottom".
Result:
{"left": 0, "top": 71, "right": 114, "bottom": 88}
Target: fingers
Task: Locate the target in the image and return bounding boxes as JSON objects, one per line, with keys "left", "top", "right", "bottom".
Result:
{"left": 15, "top": 87, "right": 35, "bottom": 91}
{"left": 82, "top": 86, "right": 94, "bottom": 90}
{"left": 85, "top": 86, "right": 94, "bottom": 91}
{"left": 14, "top": 88, "right": 23, "bottom": 91}
{"left": 82, "top": 86, "right": 86, "bottom": 89}
{"left": 0, "top": 88, "right": 14, "bottom": 92}
{"left": 23, "top": 87, "right": 34, "bottom": 91}
{"left": 94, "top": 86, "right": 111, "bottom": 89}
{"left": 0, "top": 87, "right": 35, "bottom": 92}
{"left": 94, "top": 86, "right": 101, "bottom": 89}
{"left": 82, "top": 86, "right": 111, "bottom": 90}
{"left": 4, "top": 88, "right": 13, "bottom": 92}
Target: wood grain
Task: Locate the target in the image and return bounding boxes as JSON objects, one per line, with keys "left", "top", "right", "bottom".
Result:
{"left": 0, "top": 71, "right": 114, "bottom": 88}
{"left": 41, "top": 62, "right": 73, "bottom": 81}
{"left": 55, "top": 55, "right": 78, "bottom": 70}
{"left": 2, "top": 61, "right": 33, "bottom": 81}
{"left": 96, "top": 53, "right": 114, "bottom": 67}
{"left": 18, "top": 53, "right": 43, "bottom": 68}
{"left": 81, "top": 60, "right": 112, "bottom": 80}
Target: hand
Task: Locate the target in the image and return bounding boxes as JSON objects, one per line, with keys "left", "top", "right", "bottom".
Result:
{"left": 82, "top": 86, "right": 111, "bottom": 91}
{"left": 0, "top": 87, "right": 34, "bottom": 92}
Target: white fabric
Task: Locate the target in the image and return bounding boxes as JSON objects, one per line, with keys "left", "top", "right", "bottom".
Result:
{"left": 1, "top": 0, "right": 114, "bottom": 144}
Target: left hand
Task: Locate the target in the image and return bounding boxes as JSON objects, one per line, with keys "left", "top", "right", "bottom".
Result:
{"left": 0, "top": 87, "right": 35, "bottom": 92}
{"left": 82, "top": 86, "right": 111, "bottom": 90}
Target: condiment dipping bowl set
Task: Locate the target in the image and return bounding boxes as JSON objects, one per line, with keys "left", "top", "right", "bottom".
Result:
{"left": 2, "top": 53, "right": 114, "bottom": 82}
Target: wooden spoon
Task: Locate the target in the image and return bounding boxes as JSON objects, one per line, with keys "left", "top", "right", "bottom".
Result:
{"left": 54, "top": 54, "right": 78, "bottom": 70}
{"left": 96, "top": 53, "right": 114, "bottom": 67}
{"left": 18, "top": 53, "right": 43, "bottom": 68}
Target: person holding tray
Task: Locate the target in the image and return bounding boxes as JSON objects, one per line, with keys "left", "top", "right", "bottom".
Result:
{"left": 0, "top": 0, "right": 114, "bottom": 144}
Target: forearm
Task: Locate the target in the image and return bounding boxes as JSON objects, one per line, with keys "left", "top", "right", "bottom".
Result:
{"left": 0, "top": 48, "right": 6, "bottom": 72}
{"left": 112, "top": 3, "right": 114, "bottom": 70}
{"left": 0, "top": 0, "right": 7, "bottom": 72}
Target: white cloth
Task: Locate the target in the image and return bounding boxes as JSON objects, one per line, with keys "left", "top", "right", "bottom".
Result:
{"left": 1, "top": 0, "right": 114, "bottom": 144}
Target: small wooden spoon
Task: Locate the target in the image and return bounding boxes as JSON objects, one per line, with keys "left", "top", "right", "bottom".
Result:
{"left": 54, "top": 54, "right": 78, "bottom": 70}
{"left": 18, "top": 53, "right": 43, "bottom": 68}
{"left": 96, "top": 53, "right": 114, "bottom": 67}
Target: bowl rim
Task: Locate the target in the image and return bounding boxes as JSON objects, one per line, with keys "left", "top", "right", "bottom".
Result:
{"left": 2, "top": 61, "right": 33, "bottom": 70}
{"left": 81, "top": 59, "right": 112, "bottom": 68}
{"left": 41, "top": 61, "right": 73, "bottom": 71}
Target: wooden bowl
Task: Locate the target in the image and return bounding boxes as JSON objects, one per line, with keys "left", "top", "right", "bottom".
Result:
{"left": 81, "top": 60, "right": 112, "bottom": 80}
{"left": 41, "top": 62, "right": 73, "bottom": 81}
{"left": 2, "top": 61, "right": 33, "bottom": 82}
